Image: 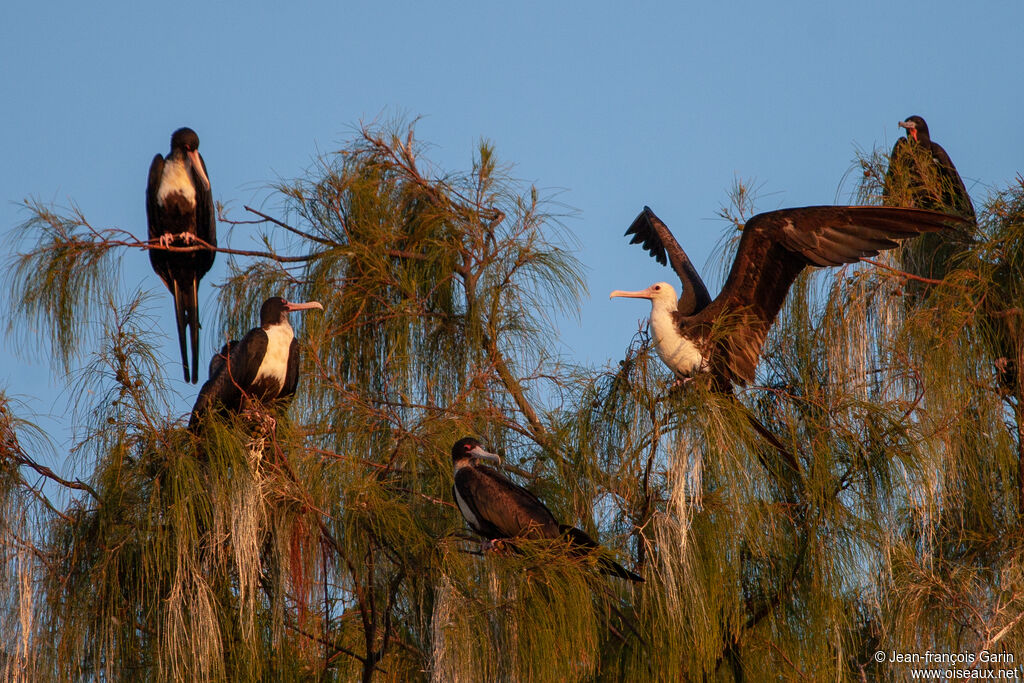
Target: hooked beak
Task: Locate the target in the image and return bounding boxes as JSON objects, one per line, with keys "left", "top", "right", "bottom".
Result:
{"left": 284, "top": 301, "right": 324, "bottom": 313}
{"left": 468, "top": 444, "right": 502, "bottom": 465}
{"left": 898, "top": 120, "right": 918, "bottom": 142}
{"left": 609, "top": 287, "right": 655, "bottom": 300}
{"left": 186, "top": 149, "right": 211, "bottom": 190}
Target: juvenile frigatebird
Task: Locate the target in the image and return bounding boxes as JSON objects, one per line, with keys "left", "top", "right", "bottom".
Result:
{"left": 189, "top": 297, "right": 323, "bottom": 428}
{"left": 611, "top": 205, "right": 969, "bottom": 389}
{"left": 147, "top": 127, "right": 217, "bottom": 384}
{"left": 884, "top": 115, "right": 975, "bottom": 221}
{"left": 451, "top": 437, "right": 643, "bottom": 582}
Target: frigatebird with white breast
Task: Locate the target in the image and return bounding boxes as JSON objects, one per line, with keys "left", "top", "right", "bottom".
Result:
{"left": 611, "top": 205, "right": 970, "bottom": 390}
{"left": 189, "top": 297, "right": 323, "bottom": 428}
{"left": 451, "top": 437, "right": 643, "bottom": 582}
{"left": 147, "top": 127, "right": 217, "bottom": 384}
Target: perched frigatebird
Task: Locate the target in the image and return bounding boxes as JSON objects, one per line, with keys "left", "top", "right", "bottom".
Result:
{"left": 451, "top": 437, "right": 643, "bottom": 582}
{"left": 147, "top": 127, "right": 217, "bottom": 384}
{"left": 884, "top": 115, "right": 975, "bottom": 221}
{"left": 611, "top": 205, "right": 969, "bottom": 389}
{"left": 189, "top": 297, "right": 323, "bottom": 428}
{"left": 883, "top": 115, "right": 976, "bottom": 294}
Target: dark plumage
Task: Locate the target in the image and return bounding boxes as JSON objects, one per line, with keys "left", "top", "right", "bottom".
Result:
{"left": 147, "top": 127, "right": 217, "bottom": 383}
{"left": 451, "top": 437, "right": 643, "bottom": 582}
{"left": 612, "top": 205, "right": 970, "bottom": 388}
{"left": 189, "top": 297, "right": 323, "bottom": 428}
{"left": 884, "top": 115, "right": 975, "bottom": 221}
{"left": 206, "top": 340, "right": 237, "bottom": 383}
{"left": 884, "top": 115, "right": 976, "bottom": 290}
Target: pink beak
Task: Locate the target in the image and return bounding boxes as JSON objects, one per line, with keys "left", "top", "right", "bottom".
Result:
{"left": 609, "top": 286, "right": 656, "bottom": 300}
{"left": 284, "top": 301, "right": 324, "bottom": 313}
{"left": 186, "top": 149, "right": 211, "bottom": 190}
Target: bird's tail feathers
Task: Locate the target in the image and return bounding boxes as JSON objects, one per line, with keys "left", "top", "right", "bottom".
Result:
{"left": 188, "top": 278, "right": 201, "bottom": 384}
{"left": 171, "top": 280, "right": 191, "bottom": 383}
{"left": 560, "top": 525, "right": 644, "bottom": 582}
{"left": 744, "top": 411, "right": 800, "bottom": 480}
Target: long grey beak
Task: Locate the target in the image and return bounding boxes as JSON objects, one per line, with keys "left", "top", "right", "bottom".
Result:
{"left": 898, "top": 120, "right": 916, "bottom": 130}
{"left": 284, "top": 301, "right": 324, "bottom": 313}
{"left": 468, "top": 445, "right": 502, "bottom": 465}
{"left": 186, "top": 149, "right": 211, "bottom": 190}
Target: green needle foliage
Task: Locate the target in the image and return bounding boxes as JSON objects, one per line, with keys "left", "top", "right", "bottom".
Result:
{"left": 1, "top": 121, "right": 1023, "bottom": 682}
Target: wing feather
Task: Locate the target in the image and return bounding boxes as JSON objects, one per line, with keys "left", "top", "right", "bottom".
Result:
{"left": 691, "top": 206, "right": 967, "bottom": 384}
{"left": 281, "top": 338, "right": 300, "bottom": 400}
{"left": 625, "top": 206, "right": 712, "bottom": 312}
{"left": 457, "top": 465, "right": 561, "bottom": 540}
{"left": 192, "top": 152, "right": 216, "bottom": 278}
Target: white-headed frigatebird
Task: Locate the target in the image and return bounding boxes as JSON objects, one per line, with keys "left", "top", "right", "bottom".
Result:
{"left": 147, "top": 127, "right": 217, "bottom": 384}
{"left": 611, "top": 205, "right": 970, "bottom": 390}
{"left": 189, "top": 297, "right": 323, "bottom": 429}
{"left": 451, "top": 437, "right": 643, "bottom": 582}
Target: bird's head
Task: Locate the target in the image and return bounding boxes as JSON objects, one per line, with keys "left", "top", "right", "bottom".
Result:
{"left": 169, "top": 126, "right": 210, "bottom": 190}
{"left": 609, "top": 281, "right": 679, "bottom": 312}
{"left": 451, "top": 437, "right": 502, "bottom": 467}
{"left": 259, "top": 297, "right": 325, "bottom": 327}
{"left": 898, "top": 115, "right": 929, "bottom": 144}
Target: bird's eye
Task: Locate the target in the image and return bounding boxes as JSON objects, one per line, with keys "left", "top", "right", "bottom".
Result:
{"left": 653, "top": 285, "right": 661, "bottom": 291}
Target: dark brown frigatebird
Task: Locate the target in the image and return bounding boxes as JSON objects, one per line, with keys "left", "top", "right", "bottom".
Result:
{"left": 611, "top": 205, "right": 970, "bottom": 389}
{"left": 883, "top": 115, "right": 976, "bottom": 292}
{"left": 147, "top": 127, "right": 217, "bottom": 384}
{"left": 189, "top": 297, "right": 323, "bottom": 428}
{"left": 884, "top": 115, "right": 975, "bottom": 221}
{"left": 451, "top": 437, "right": 643, "bottom": 582}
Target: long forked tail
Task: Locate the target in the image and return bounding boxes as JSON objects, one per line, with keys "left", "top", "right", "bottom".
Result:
{"left": 188, "top": 277, "right": 201, "bottom": 384}
{"left": 744, "top": 411, "right": 800, "bottom": 479}
{"left": 171, "top": 280, "right": 191, "bottom": 383}
{"left": 560, "top": 525, "right": 644, "bottom": 583}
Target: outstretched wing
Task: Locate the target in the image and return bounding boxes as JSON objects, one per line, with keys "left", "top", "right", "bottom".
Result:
{"left": 692, "top": 205, "right": 968, "bottom": 384}
{"left": 625, "top": 206, "right": 712, "bottom": 313}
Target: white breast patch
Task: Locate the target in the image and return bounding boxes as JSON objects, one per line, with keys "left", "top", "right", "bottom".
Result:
{"left": 254, "top": 322, "right": 294, "bottom": 390}
{"left": 157, "top": 158, "right": 196, "bottom": 207}
{"left": 650, "top": 307, "right": 704, "bottom": 376}
{"left": 454, "top": 484, "right": 480, "bottom": 529}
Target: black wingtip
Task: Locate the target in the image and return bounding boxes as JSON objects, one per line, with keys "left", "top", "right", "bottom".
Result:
{"left": 624, "top": 207, "right": 668, "bottom": 267}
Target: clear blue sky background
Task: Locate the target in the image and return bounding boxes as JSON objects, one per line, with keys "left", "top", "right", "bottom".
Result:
{"left": 2, "top": 0, "right": 1021, "bottom": 476}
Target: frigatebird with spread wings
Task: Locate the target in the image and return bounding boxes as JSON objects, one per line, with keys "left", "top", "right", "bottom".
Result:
{"left": 611, "top": 205, "right": 969, "bottom": 389}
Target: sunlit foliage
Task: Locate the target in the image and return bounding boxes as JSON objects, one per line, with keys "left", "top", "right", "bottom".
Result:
{"left": 0, "top": 122, "right": 1022, "bottom": 681}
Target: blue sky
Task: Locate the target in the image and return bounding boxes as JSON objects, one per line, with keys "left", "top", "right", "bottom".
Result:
{"left": 2, "top": 1, "right": 1021, "bottom": 472}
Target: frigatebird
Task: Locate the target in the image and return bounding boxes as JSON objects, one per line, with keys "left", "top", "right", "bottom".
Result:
{"left": 147, "top": 127, "right": 217, "bottom": 384}
{"left": 884, "top": 115, "right": 975, "bottom": 221}
{"left": 189, "top": 297, "right": 323, "bottom": 428}
{"left": 451, "top": 437, "right": 643, "bottom": 582}
{"left": 611, "top": 205, "right": 969, "bottom": 389}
